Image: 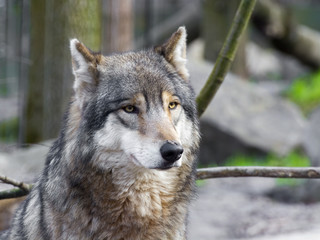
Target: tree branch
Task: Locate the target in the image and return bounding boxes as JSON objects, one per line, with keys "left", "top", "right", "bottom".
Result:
{"left": 0, "top": 176, "right": 32, "bottom": 192}
{"left": 197, "top": 167, "right": 320, "bottom": 180}
{"left": 0, "top": 176, "right": 32, "bottom": 199}
{"left": 196, "top": 0, "right": 257, "bottom": 116}
{"left": 2, "top": 166, "right": 320, "bottom": 199}
{"left": 0, "top": 187, "right": 30, "bottom": 200}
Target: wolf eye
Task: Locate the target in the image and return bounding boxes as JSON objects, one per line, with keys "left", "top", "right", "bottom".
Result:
{"left": 168, "top": 102, "right": 178, "bottom": 110}
{"left": 123, "top": 105, "right": 137, "bottom": 114}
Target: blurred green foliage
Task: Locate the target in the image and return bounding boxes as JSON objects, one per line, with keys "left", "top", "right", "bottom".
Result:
{"left": 196, "top": 152, "right": 310, "bottom": 187}
{"left": 196, "top": 179, "right": 206, "bottom": 187}
{"left": 286, "top": 70, "right": 320, "bottom": 114}
{"left": 225, "top": 151, "right": 310, "bottom": 186}
{"left": 0, "top": 117, "right": 19, "bottom": 142}
{"left": 225, "top": 151, "right": 310, "bottom": 168}
{"left": 0, "top": 83, "right": 8, "bottom": 97}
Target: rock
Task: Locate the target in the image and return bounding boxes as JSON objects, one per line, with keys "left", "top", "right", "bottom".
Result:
{"left": 199, "top": 120, "right": 265, "bottom": 165}
{"left": 187, "top": 40, "right": 306, "bottom": 165}
{"left": 255, "top": 80, "right": 288, "bottom": 96}
{"left": 238, "top": 230, "right": 320, "bottom": 240}
{"left": 303, "top": 107, "right": 320, "bottom": 166}
{"left": 246, "top": 42, "right": 282, "bottom": 79}
{"left": 188, "top": 178, "right": 320, "bottom": 240}
{"left": 266, "top": 180, "right": 320, "bottom": 204}
{"left": 246, "top": 42, "right": 310, "bottom": 82}
{"left": 189, "top": 39, "right": 310, "bottom": 84}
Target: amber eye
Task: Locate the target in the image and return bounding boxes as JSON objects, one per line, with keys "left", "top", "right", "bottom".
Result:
{"left": 168, "top": 102, "right": 178, "bottom": 110}
{"left": 123, "top": 105, "right": 136, "bottom": 113}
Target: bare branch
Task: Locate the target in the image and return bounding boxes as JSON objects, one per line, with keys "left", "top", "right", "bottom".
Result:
{"left": 0, "top": 187, "right": 30, "bottom": 200}
{"left": 0, "top": 175, "right": 33, "bottom": 199}
{"left": 0, "top": 175, "right": 32, "bottom": 192}
{"left": 197, "top": 167, "right": 320, "bottom": 180}
{"left": 0, "top": 166, "right": 320, "bottom": 199}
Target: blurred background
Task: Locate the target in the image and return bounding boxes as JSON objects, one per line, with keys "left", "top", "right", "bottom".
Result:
{"left": 1, "top": 0, "right": 320, "bottom": 239}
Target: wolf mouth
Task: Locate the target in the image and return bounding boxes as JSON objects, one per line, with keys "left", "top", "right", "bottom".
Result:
{"left": 129, "top": 154, "right": 144, "bottom": 167}
{"left": 129, "top": 154, "right": 176, "bottom": 170}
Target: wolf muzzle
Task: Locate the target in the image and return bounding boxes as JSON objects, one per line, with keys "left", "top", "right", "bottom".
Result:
{"left": 160, "top": 140, "right": 184, "bottom": 163}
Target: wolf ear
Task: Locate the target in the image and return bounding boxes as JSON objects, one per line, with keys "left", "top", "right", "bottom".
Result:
{"left": 70, "top": 39, "right": 102, "bottom": 107}
{"left": 155, "top": 26, "right": 189, "bottom": 81}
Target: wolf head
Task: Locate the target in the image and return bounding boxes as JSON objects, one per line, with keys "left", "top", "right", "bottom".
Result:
{"left": 69, "top": 27, "right": 199, "bottom": 171}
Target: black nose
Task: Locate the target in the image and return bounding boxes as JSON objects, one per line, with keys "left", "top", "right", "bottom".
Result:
{"left": 160, "top": 141, "right": 184, "bottom": 163}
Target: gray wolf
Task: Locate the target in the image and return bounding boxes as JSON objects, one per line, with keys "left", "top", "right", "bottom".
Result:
{"left": 1, "top": 26, "right": 200, "bottom": 240}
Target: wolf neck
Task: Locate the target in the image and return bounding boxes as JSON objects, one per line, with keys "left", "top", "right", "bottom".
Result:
{"left": 72, "top": 155, "right": 189, "bottom": 213}
{"left": 60, "top": 157, "right": 191, "bottom": 239}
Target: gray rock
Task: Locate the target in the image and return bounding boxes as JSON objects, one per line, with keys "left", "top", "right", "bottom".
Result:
{"left": 266, "top": 179, "right": 320, "bottom": 204}
{"left": 255, "top": 80, "right": 288, "bottom": 96}
{"left": 238, "top": 230, "right": 320, "bottom": 240}
{"left": 246, "top": 42, "right": 282, "bottom": 79}
{"left": 303, "top": 107, "right": 320, "bottom": 166}
{"left": 198, "top": 120, "right": 265, "bottom": 165}
{"left": 187, "top": 41, "right": 306, "bottom": 164}
{"left": 246, "top": 42, "right": 310, "bottom": 82}
{"left": 188, "top": 178, "right": 320, "bottom": 240}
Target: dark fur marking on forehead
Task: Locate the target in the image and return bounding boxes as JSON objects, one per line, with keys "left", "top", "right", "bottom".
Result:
{"left": 142, "top": 90, "right": 150, "bottom": 113}
{"left": 158, "top": 90, "right": 164, "bottom": 110}
{"left": 81, "top": 97, "right": 132, "bottom": 136}
{"left": 82, "top": 105, "right": 112, "bottom": 133}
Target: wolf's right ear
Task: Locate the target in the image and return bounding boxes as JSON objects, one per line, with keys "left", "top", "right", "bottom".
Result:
{"left": 70, "top": 39, "right": 102, "bottom": 107}
{"left": 155, "top": 26, "right": 189, "bottom": 81}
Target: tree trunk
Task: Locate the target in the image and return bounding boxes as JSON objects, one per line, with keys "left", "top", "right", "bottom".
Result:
{"left": 101, "top": 0, "right": 133, "bottom": 54}
{"left": 24, "top": 0, "right": 101, "bottom": 144}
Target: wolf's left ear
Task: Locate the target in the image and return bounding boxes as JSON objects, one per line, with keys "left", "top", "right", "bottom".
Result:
{"left": 70, "top": 39, "right": 102, "bottom": 107}
{"left": 155, "top": 26, "right": 189, "bottom": 81}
